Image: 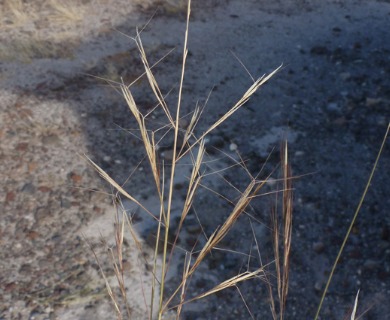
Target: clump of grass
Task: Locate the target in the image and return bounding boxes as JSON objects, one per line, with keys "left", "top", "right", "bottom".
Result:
{"left": 84, "top": 1, "right": 390, "bottom": 320}
{"left": 86, "top": 0, "right": 390, "bottom": 317}
{"left": 87, "top": 1, "right": 290, "bottom": 319}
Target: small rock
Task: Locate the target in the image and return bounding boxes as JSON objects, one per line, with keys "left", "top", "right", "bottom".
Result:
{"left": 229, "top": 143, "right": 238, "bottom": 151}
{"left": 266, "top": 177, "right": 277, "bottom": 187}
{"left": 5, "top": 191, "right": 16, "bottom": 203}
{"left": 28, "top": 162, "right": 38, "bottom": 173}
{"left": 69, "top": 172, "right": 83, "bottom": 184}
{"left": 326, "top": 102, "right": 340, "bottom": 113}
{"left": 38, "top": 186, "right": 51, "bottom": 192}
{"left": 4, "top": 282, "right": 17, "bottom": 292}
{"left": 332, "top": 27, "right": 342, "bottom": 33}
{"left": 19, "top": 263, "right": 32, "bottom": 275}
{"left": 363, "top": 259, "right": 380, "bottom": 271}
{"left": 61, "top": 198, "right": 71, "bottom": 208}
{"left": 35, "top": 207, "right": 50, "bottom": 222}
{"left": 21, "top": 183, "right": 36, "bottom": 194}
{"left": 26, "top": 230, "right": 40, "bottom": 240}
{"left": 313, "top": 242, "right": 325, "bottom": 254}
{"left": 121, "top": 259, "right": 132, "bottom": 272}
{"left": 310, "top": 46, "right": 330, "bottom": 55}
{"left": 42, "top": 134, "right": 61, "bottom": 145}
{"left": 162, "top": 149, "right": 174, "bottom": 161}
{"left": 365, "top": 97, "right": 381, "bottom": 107}
{"left": 314, "top": 280, "right": 323, "bottom": 292}
{"left": 16, "top": 142, "right": 29, "bottom": 152}
{"left": 340, "top": 72, "right": 351, "bottom": 81}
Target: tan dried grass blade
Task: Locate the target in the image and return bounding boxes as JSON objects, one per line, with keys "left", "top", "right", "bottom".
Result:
{"left": 190, "top": 177, "right": 267, "bottom": 275}
{"left": 178, "top": 65, "right": 282, "bottom": 161}
{"left": 85, "top": 154, "right": 157, "bottom": 221}
{"left": 134, "top": 30, "right": 175, "bottom": 128}
{"left": 178, "top": 268, "right": 265, "bottom": 307}
{"left": 87, "top": 240, "right": 122, "bottom": 319}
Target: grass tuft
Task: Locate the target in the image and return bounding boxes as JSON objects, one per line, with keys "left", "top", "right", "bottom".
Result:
{"left": 86, "top": 1, "right": 292, "bottom": 319}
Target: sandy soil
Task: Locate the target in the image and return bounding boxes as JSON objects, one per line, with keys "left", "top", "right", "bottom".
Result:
{"left": 1, "top": 0, "right": 389, "bottom": 319}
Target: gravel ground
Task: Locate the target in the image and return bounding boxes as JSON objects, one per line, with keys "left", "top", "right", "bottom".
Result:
{"left": 1, "top": 0, "right": 389, "bottom": 319}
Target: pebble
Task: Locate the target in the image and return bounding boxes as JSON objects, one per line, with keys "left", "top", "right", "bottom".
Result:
{"left": 21, "top": 183, "right": 36, "bottom": 194}
{"left": 61, "top": 198, "right": 71, "bottom": 208}
{"left": 38, "top": 186, "right": 51, "bottom": 192}
{"left": 121, "top": 259, "right": 132, "bottom": 272}
{"left": 69, "top": 172, "right": 82, "bottom": 184}
{"left": 365, "top": 97, "right": 382, "bottom": 107}
{"left": 28, "top": 162, "right": 38, "bottom": 173}
{"left": 5, "top": 191, "right": 16, "bottom": 203}
{"left": 266, "top": 177, "right": 277, "bottom": 187}
{"left": 326, "top": 102, "right": 340, "bottom": 113}
{"left": 16, "top": 142, "right": 29, "bottom": 152}
{"left": 34, "top": 207, "right": 49, "bottom": 222}
{"left": 339, "top": 72, "right": 351, "bottom": 81}
{"left": 310, "top": 46, "right": 330, "bottom": 55}
{"left": 162, "top": 149, "right": 174, "bottom": 161}
{"left": 42, "top": 134, "right": 61, "bottom": 145}
{"left": 229, "top": 142, "right": 238, "bottom": 151}
{"left": 313, "top": 241, "right": 325, "bottom": 254}
{"left": 363, "top": 259, "right": 380, "bottom": 271}
{"left": 314, "top": 280, "right": 323, "bottom": 292}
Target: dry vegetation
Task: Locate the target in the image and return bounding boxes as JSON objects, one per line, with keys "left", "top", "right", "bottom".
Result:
{"left": 86, "top": 2, "right": 296, "bottom": 319}
{"left": 86, "top": 1, "right": 390, "bottom": 318}
{"left": 1, "top": 0, "right": 86, "bottom": 60}
{"left": 0, "top": 0, "right": 173, "bottom": 61}
{"left": 3, "top": 0, "right": 388, "bottom": 318}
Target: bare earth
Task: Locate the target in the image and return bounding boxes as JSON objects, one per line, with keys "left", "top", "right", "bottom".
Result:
{"left": 1, "top": 0, "right": 389, "bottom": 319}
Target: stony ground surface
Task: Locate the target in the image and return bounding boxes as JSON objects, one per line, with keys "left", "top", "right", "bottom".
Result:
{"left": 1, "top": 0, "right": 389, "bottom": 319}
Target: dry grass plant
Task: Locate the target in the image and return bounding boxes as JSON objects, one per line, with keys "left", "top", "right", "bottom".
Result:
{"left": 86, "top": 1, "right": 291, "bottom": 319}
{"left": 1, "top": 0, "right": 85, "bottom": 28}
{"left": 0, "top": 0, "right": 85, "bottom": 61}
{"left": 86, "top": 0, "right": 390, "bottom": 318}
